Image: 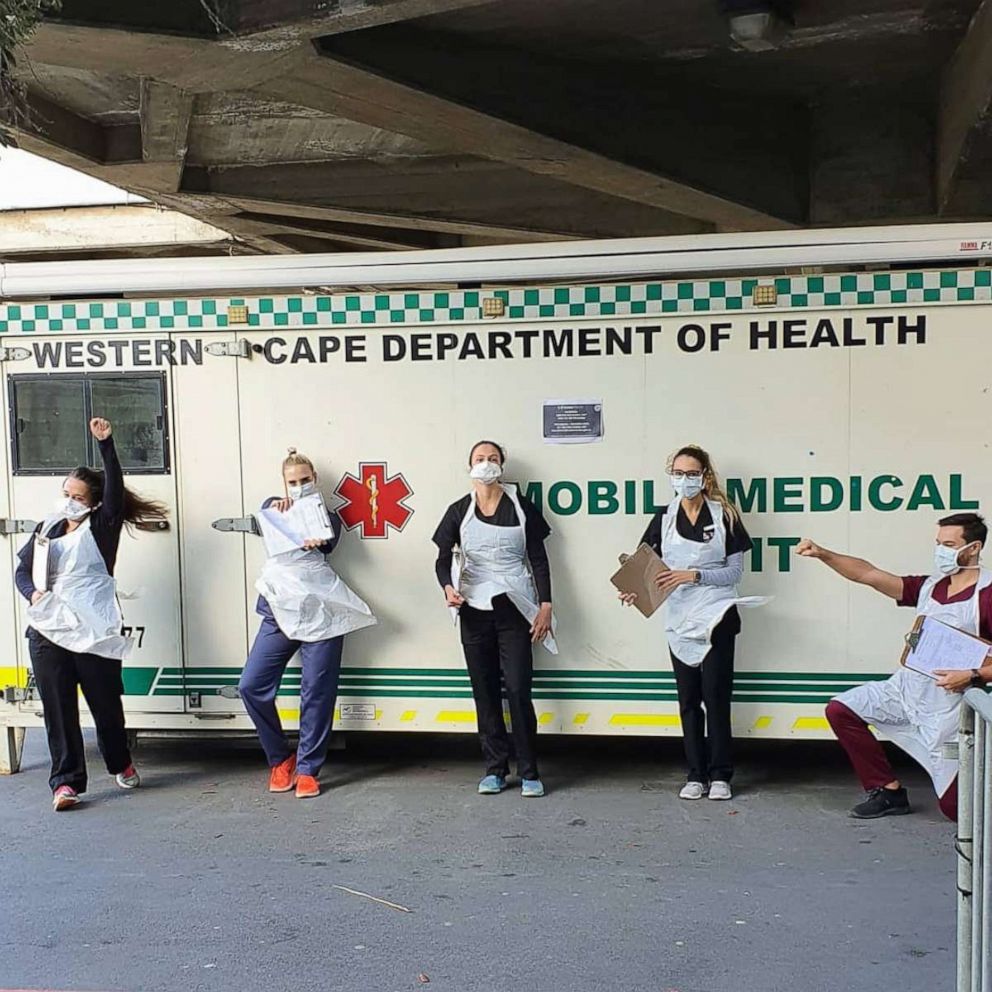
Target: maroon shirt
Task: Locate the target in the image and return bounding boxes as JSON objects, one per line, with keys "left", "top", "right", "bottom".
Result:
{"left": 899, "top": 575, "right": 992, "bottom": 642}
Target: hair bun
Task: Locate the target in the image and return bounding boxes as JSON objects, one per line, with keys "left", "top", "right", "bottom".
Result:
{"left": 287, "top": 446, "right": 297, "bottom": 455}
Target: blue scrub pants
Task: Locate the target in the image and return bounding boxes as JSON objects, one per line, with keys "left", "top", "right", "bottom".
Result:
{"left": 239, "top": 617, "right": 344, "bottom": 777}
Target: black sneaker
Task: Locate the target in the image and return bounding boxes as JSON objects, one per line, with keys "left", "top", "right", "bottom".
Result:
{"left": 849, "top": 787, "right": 911, "bottom": 819}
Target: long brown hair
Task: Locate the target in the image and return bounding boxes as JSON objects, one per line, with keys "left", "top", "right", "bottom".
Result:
{"left": 67, "top": 466, "right": 169, "bottom": 532}
{"left": 667, "top": 444, "right": 740, "bottom": 531}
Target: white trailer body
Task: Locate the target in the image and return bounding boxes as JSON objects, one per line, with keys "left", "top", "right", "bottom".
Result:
{"left": 1, "top": 225, "right": 991, "bottom": 770}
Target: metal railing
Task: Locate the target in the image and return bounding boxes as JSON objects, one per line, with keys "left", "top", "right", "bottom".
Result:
{"left": 957, "top": 688, "right": 992, "bottom": 991}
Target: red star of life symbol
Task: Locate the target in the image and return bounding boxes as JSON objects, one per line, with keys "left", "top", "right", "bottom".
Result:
{"left": 334, "top": 462, "right": 414, "bottom": 539}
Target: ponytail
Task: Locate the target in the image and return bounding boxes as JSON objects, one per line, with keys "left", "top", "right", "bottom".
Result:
{"left": 66, "top": 466, "right": 169, "bottom": 532}
{"left": 667, "top": 444, "right": 740, "bottom": 532}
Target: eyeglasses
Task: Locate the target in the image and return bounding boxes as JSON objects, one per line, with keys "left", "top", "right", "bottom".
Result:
{"left": 671, "top": 471, "right": 703, "bottom": 480}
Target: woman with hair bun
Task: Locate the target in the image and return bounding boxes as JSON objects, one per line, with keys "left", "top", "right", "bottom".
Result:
{"left": 15, "top": 417, "right": 169, "bottom": 812}
{"left": 432, "top": 440, "right": 556, "bottom": 798}
{"left": 621, "top": 444, "right": 760, "bottom": 802}
{"left": 238, "top": 448, "right": 376, "bottom": 799}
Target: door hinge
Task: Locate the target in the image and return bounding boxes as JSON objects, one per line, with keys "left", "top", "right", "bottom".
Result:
{"left": 0, "top": 346, "right": 31, "bottom": 362}
{"left": 204, "top": 338, "right": 252, "bottom": 359}
{"left": 0, "top": 518, "right": 37, "bottom": 537}
{"left": 211, "top": 515, "right": 260, "bottom": 535}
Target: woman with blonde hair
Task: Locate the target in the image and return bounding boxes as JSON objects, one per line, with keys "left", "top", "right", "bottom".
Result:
{"left": 621, "top": 444, "right": 760, "bottom": 801}
{"left": 239, "top": 448, "right": 376, "bottom": 799}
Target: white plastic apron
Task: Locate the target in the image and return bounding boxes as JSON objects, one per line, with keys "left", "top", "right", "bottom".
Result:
{"left": 256, "top": 546, "right": 377, "bottom": 643}
{"left": 454, "top": 484, "right": 558, "bottom": 654}
{"left": 26, "top": 515, "right": 133, "bottom": 660}
{"left": 661, "top": 497, "right": 767, "bottom": 667}
{"left": 835, "top": 568, "right": 992, "bottom": 796}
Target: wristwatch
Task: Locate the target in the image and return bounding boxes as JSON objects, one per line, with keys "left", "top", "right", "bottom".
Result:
{"left": 692, "top": 570, "right": 701, "bottom": 584}
{"left": 970, "top": 669, "right": 985, "bottom": 688}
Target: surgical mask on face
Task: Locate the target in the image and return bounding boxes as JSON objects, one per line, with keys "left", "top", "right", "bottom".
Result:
{"left": 287, "top": 481, "right": 317, "bottom": 501}
{"left": 934, "top": 542, "right": 979, "bottom": 576}
{"left": 56, "top": 496, "right": 91, "bottom": 521}
{"left": 469, "top": 461, "right": 503, "bottom": 484}
{"left": 670, "top": 474, "right": 704, "bottom": 500}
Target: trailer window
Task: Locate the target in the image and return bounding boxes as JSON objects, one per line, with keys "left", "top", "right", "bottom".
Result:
{"left": 10, "top": 374, "right": 170, "bottom": 475}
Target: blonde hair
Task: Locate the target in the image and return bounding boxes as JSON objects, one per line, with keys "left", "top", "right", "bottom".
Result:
{"left": 282, "top": 447, "right": 315, "bottom": 474}
{"left": 667, "top": 443, "right": 740, "bottom": 531}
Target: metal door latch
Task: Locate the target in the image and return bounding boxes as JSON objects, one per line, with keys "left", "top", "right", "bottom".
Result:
{"left": 2, "top": 686, "right": 31, "bottom": 703}
{"left": 211, "top": 516, "right": 260, "bottom": 535}
{"left": 0, "top": 346, "right": 30, "bottom": 362}
{"left": 0, "top": 518, "right": 38, "bottom": 537}
{"left": 204, "top": 339, "right": 251, "bottom": 359}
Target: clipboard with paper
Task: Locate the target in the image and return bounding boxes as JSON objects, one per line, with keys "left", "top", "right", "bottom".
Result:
{"left": 32, "top": 532, "right": 51, "bottom": 594}
{"left": 255, "top": 493, "right": 335, "bottom": 557}
{"left": 900, "top": 614, "right": 992, "bottom": 679}
{"left": 610, "top": 542, "right": 671, "bottom": 618}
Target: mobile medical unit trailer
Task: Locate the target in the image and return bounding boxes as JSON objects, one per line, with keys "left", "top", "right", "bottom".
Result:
{"left": 1, "top": 224, "right": 990, "bottom": 774}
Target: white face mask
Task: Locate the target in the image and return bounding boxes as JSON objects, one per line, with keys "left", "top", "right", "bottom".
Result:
{"left": 469, "top": 461, "right": 503, "bottom": 485}
{"left": 287, "top": 480, "right": 317, "bottom": 501}
{"left": 934, "top": 542, "right": 979, "bottom": 576}
{"left": 670, "top": 475, "right": 704, "bottom": 500}
{"left": 56, "top": 496, "right": 92, "bottom": 522}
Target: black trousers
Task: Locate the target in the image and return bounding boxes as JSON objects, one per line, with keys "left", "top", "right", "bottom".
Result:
{"left": 670, "top": 610, "right": 738, "bottom": 784}
{"left": 29, "top": 631, "right": 132, "bottom": 793}
{"left": 460, "top": 595, "right": 539, "bottom": 780}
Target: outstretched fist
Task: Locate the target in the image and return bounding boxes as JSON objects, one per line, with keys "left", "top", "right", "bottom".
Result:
{"left": 796, "top": 538, "right": 823, "bottom": 559}
{"left": 90, "top": 417, "right": 112, "bottom": 440}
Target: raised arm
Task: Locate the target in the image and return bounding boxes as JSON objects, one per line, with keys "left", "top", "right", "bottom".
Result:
{"left": 91, "top": 418, "right": 124, "bottom": 527}
{"left": 796, "top": 538, "right": 903, "bottom": 600}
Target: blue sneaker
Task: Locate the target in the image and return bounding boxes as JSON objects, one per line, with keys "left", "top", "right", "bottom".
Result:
{"left": 521, "top": 779, "right": 545, "bottom": 798}
{"left": 478, "top": 774, "right": 506, "bottom": 795}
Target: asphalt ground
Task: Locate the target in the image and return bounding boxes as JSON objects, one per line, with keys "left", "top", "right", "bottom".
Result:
{"left": 0, "top": 729, "right": 955, "bottom": 992}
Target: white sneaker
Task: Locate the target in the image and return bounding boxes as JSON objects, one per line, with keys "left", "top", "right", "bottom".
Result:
{"left": 679, "top": 781, "right": 707, "bottom": 800}
{"left": 708, "top": 780, "right": 732, "bottom": 801}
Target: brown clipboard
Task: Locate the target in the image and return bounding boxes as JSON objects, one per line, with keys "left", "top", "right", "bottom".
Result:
{"left": 900, "top": 613, "right": 992, "bottom": 674}
{"left": 610, "top": 542, "right": 671, "bottom": 618}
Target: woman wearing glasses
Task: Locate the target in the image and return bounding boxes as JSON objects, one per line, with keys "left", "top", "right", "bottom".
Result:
{"left": 621, "top": 445, "right": 756, "bottom": 801}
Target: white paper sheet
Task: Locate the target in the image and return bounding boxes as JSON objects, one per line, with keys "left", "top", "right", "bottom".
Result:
{"left": 904, "top": 615, "right": 992, "bottom": 678}
{"left": 256, "top": 494, "right": 335, "bottom": 557}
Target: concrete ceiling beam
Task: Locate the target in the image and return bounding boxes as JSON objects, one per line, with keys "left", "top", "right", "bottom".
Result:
{"left": 251, "top": 33, "right": 800, "bottom": 230}
{"left": 179, "top": 158, "right": 713, "bottom": 240}
{"left": 937, "top": 0, "right": 992, "bottom": 213}
{"left": 227, "top": 0, "right": 498, "bottom": 46}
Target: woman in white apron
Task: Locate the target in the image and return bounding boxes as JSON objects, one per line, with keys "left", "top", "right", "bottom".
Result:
{"left": 238, "top": 448, "right": 376, "bottom": 799}
{"left": 800, "top": 512, "right": 992, "bottom": 820}
{"left": 14, "top": 417, "right": 169, "bottom": 812}
{"left": 432, "top": 441, "right": 555, "bottom": 798}
{"left": 622, "top": 445, "right": 762, "bottom": 802}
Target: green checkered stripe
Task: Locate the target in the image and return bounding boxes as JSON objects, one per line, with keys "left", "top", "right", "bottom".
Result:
{"left": 1, "top": 269, "right": 990, "bottom": 334}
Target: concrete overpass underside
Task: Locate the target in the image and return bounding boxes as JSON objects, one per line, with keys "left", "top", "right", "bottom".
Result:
{"left": 7, "top": 0, "right": 992, "bottom": 255}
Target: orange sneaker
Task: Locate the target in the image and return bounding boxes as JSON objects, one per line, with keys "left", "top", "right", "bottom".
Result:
{"left": 295, "top": 774, "right": 320, "bottom": 799}
{"left": 268, "top": 755, "right": 297, "bottom": 793}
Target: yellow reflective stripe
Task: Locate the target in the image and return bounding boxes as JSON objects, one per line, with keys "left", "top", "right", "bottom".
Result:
{"left": 278, "top": 708, "right": 301, "bottom": 722}
{"left": 400, "top": 710, "right": 417, "bottom": 722}
{"left": 0, "top": 666, "right": 25, "bottom": 688}
{"left": 538, "top": 712, "right": 553, "bottom": 726}
{"left": 608, "top": 713, "right": 681, "bottom": 728}
{"left": 753, "top": 716, "right": 773, "bottom": 730}
{"left": 436, "top": 710, "right": 477, "bottom": 723}
{"left": 573, "top": 713, "right": 590, "bottom": 725}
{"left": 792, "top": 716, "right": 830, "bottom": 731}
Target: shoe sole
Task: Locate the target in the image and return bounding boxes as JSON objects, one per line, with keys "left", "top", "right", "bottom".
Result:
{"left": 521, "top": 790, "right": 545, "bottom": 798}
{"left": 53, "top": 796, "right": 80, "bottom": 812}
{"left": 269, "top": 782, "right": 297, "bottom": 793}
{"left": 295, "top": 790, "right": 320, "bottom": 799}
{"left": 849, "top": 806, "right": 912, "bottom": 819}
{"left": 116, "top": 778, "right": 140, "bottom": 790}
{"left": 478, "top": 787, "right": 504, "bottom": 795}
{"left": 708, "top": 794, "right": 732, "bottom": 801}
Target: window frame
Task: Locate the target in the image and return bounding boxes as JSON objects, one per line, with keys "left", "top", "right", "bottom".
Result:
{"left": 8, "top": 371, "right": 172, "bottom": 477}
